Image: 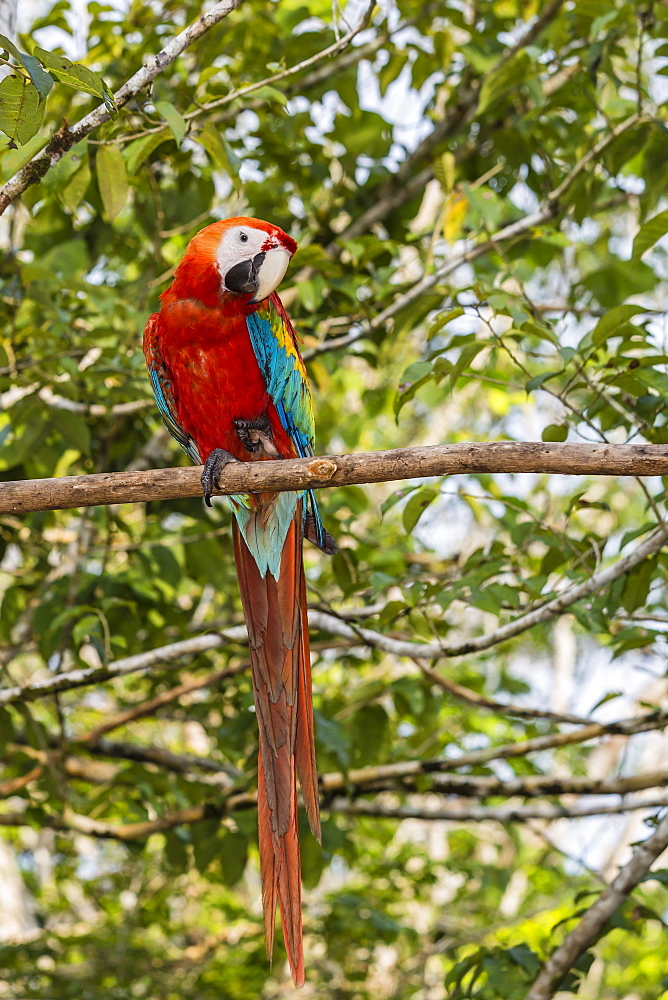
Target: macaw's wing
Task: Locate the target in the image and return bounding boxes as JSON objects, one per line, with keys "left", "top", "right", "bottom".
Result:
{"left": 246, "top": 295, "right": 336, "bottom": 555}
{"left": 246, "top": 295, "right": 316, "bottom": 458}
{"left": 143, "top": 313, "right": 201, "bottom": 464}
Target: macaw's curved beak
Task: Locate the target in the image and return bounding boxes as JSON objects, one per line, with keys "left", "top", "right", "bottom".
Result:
{"left": 226, "top": 245, "right": 293, "bottom": 304}
{"left": 225, "top": 252, "right": 265, "bottom": 297}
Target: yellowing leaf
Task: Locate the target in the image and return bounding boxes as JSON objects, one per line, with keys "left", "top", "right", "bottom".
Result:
{"left": 443, "top": 191, "right": 468, "bottom": 243}
{"left": 96, "top": 144, "right": 128, "bottom": 221}
{"left": 434, "top": 151, "right": 456, "bottom": 193}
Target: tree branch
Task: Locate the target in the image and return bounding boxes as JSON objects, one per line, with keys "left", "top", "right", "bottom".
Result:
{"left": 104, "top": 1, "right": 383, "bottom": 146}
{"left": 0, "top": 633, "right": 244, "bottom": 707}
{"left": 526, "top": 810, "right": 668, "bottom": 1000}
{"left": 318, "top": 711, "right": 668, "bottom": 787}
{"left": 416, "top": 662, "right": 592, "bottom": 726}
{"left": 0, "top": 0, "right": 247, "bottom": 214}
{"left": 308, "top": 520, "right": 668, "bottom": 658}
{"left": 2, "top": 516, "right": 665, "bottom": 708}
{"left": 75, "top": 663, "right": 247, "bottom": 742}
{"left": 1, "top": 788, "right": 666, "bottom": 842}
{"left": 330, "top": 796, "right": 668, "bottom": 824}
{"left": 2, "top": 441, "right": 668, "bottom": 515}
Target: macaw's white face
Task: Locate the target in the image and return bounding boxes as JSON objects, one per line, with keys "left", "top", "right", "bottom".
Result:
{"left": 216, "top": 224, "right": 292, "bottom": 303}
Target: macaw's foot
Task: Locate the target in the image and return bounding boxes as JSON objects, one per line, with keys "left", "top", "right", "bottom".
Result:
{"left": 304, "top": 512, "right": 338, "bottom": 555}
{"left": 201, "top": 448, "right": 238, "bottom": 507}
{"left": 233, "top": 416, "right": 279, "bottom": 457}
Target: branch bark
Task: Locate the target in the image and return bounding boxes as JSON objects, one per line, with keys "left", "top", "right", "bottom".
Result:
{"left": 0, "top": 633, "right": 241, "bottom": 706}
{"left": 526, "top": 810, "right": 668, "bottom": 1000}
{"left": 331, "top": 796, "right": 668, "bottom": 824}
{"left": 2, "top": 441, "right": 668, "bottom": 514}
{"left": 0, "top": 0, "right": 246, "bottom": 214}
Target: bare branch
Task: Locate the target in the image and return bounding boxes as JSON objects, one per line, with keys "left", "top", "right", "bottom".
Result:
{"left": 0, "top": 0, "right": 247, "bottom": 214}
{"left": 0, "top": 633, "right": 245, "bottom": 707}
{"left": 416, "top": 662, "right": 592, "bottom": 726}
{"left": 318, "top": 711, "right": 668, "bottom": 787}
{"left": 331, "top": 796, "right": 668, "bottom": 824}
{"left": 526, "top": 810, "right": 668, "bottom": 1000}
{"left": 394, "top": 769, "right": 668, "bottom": 800}
{"left": 3, "top": 441, "right": 668, "bottom": 516}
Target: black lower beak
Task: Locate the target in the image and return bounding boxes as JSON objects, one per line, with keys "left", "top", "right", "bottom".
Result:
{"left": 225, "top": 252, "right": 265, "bottom": 296}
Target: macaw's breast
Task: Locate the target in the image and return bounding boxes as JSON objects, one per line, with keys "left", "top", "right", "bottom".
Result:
{"left": 157, "top": 299, "right": 294, "bottom": 463}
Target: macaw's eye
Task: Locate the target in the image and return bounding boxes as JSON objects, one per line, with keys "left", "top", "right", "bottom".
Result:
{"left": 239, "top": 232, "right": 248, "bottom": 242}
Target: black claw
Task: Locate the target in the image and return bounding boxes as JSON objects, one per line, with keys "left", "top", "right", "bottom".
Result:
{"left": 234, "top": 415, "right": 273, "bottom": 454}
{"left": 201, "top": 448, "right": 238, "bottom": 507}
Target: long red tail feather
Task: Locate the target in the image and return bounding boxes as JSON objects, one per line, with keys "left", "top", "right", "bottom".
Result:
{"left": 233, "top": 502, "right": 320, "bottom": 987}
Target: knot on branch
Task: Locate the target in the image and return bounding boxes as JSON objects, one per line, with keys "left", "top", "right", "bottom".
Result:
{"left": 307, "top": 458, "right": 337, "bottom": 481}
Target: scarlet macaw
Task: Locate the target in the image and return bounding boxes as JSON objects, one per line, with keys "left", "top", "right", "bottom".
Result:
{"left": 143, "top": 217, "right": 335, "bottom": 986}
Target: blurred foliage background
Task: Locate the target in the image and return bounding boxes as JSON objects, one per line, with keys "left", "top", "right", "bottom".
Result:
{"left": 1, "top": 0, "right": 668, "bottom": 996}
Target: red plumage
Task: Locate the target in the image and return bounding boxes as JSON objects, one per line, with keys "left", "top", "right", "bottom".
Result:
{"left": 143, "top": 217, "right": 322, "bottom": 987}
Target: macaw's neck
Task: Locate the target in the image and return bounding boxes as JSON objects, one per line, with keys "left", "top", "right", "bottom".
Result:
{"left": 163, "top": 244, "right": 224, "bottom": 308}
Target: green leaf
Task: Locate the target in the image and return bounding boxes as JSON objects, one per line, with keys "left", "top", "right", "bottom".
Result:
{"left": 542, "top": 423, "right": 568, "bottom": 442}
{"left": 17, "top": 52, "right": 54, "bottom": 102}
{"left": 588, "top": 304, "right": 645, "bottom": 349}
{"left": 219, "top": 830, "right": 248, "bottom": 886}
{"left": 123, "top": 131, "right": 170, "bottom": 175}
{"left": 154, "top": 100, "right": 187, "bottom": 144}
{"left": 96, "top": 144, "right": 128, "bottom": 221}
{"left": 525, "top": 370, "right": 561, "bottom": 392}
{"left": 33, "top": 46, "right": 106, "bottom": 99}
{"left": 0, "top": 76, "right": 43, "bottom": 145}
{"left": 197, "top": 123, "right": 240, "bottom": 180}
{"left": 61, "top": 152, "right": 91, "bottom": 212}
{"left": 251, "top": 84, "right": 288, "bottom": 107}
{"left": 620, "top": 557, "right": 656, "bottom": 614}
{"left": 477, "top": 50, "right": 532, "bottom": 114}
{"left": 0, "top": 33, "right": 22, "bottom": 61}
{"left": 633, "top": 209, "right": 668, "bottom": 259}
{"left": 403, "top": 487, "right": 439, "bottom": 533}
{"left": 0, "top": 35, "right": 54, "bottom": 102}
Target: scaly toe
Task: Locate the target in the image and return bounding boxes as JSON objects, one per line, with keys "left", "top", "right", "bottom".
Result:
{"left": 201, "top": 448, "right": 238, "bottom": 507}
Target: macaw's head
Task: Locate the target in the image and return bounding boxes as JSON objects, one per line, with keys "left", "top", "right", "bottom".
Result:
{"left": 166, "top": 217, "right": 297, "bottom": 308}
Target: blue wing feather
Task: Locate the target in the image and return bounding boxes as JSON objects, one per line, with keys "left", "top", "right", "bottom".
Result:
{"left": 246, "top": 301, "right": 327, "bottom": 551}
{"left": 148, "top": 363, "right": 200, "bottom": 464}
